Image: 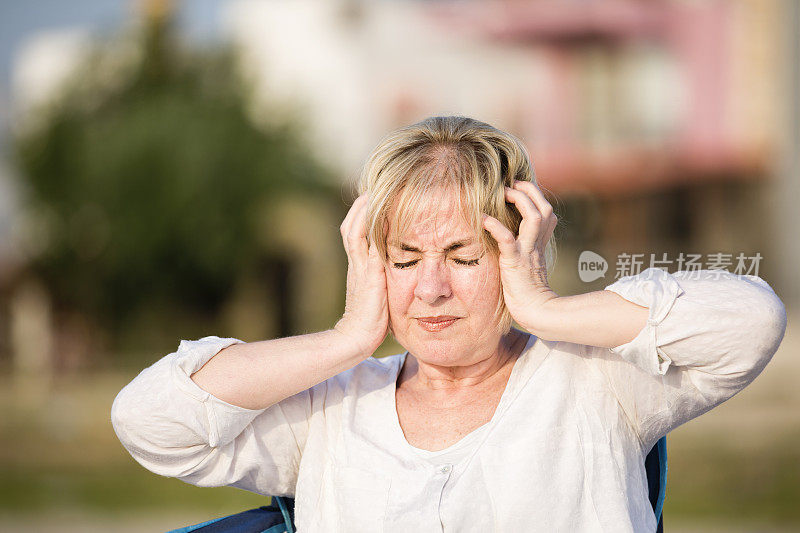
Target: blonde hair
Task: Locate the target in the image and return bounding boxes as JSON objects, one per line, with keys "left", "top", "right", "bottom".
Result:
{"left": 358, "top": 116, "right": 557, "bottom": 334}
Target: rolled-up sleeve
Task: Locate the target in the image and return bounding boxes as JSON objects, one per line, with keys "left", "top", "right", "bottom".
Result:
{"left": 596, "top": 268, "right": 787, "bottom": 449}
{"left": 111, "top": 336, "right": 314, "bottom": 496}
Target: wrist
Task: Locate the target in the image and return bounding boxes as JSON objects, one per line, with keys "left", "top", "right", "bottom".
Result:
{"left": 517, "top": 289, "right": 560, "bottom": 339}
{"left": 331, "top": 320, "right": 381, "bottom": 360}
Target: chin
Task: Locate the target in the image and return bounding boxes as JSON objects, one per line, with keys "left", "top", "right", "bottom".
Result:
{"left": 398, "top": 334, "right": 475, "bottom": 367}
{"left": 392, "top": 317, "right": 501, "bottom": 365}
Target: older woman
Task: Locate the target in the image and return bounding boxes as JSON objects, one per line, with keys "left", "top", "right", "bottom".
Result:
{"left": 112, "top": 116, "right": 787, "bottom": 532}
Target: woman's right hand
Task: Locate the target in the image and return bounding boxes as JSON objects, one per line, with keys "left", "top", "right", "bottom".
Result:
{"left": 333, "top": 194, "right": 389, "bottom": 357}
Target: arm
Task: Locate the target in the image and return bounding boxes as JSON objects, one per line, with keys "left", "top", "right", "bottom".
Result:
{"left": 602, "top": 268, "right": 786, "bottom": 375}
{"left": 481, "top": 179, "right": 785, "bottom": 366}
{"left": 111, "top": 194, "right": 388, "bottom": 492}
{"left": 583, "top": 268, "right": 786, "bottom": 449}
{"left": 191, "top": 193, "right": 388, "bottom": 410}
{"left": 482, "top": 182, "right": 786, "bottom": 448}
{"left": 524, "top": 267, "right": 786, "bottom": 379}
{"left": 191, "top": 328, "right": 369, "bottom": 410}
{"left": 513, "top": 287, "right": 649, "bottom": 349}
{"left": 111, "top": 336, "right": 316, "bottom": 495}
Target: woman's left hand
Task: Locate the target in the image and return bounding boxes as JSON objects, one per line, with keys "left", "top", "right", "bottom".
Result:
{"left": 482, "top": 180, "right": 559, "bottom": 329}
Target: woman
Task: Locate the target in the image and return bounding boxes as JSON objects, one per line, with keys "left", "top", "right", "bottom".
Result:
{"left": 112, "top": 116, "right": 787, "bottom": 532}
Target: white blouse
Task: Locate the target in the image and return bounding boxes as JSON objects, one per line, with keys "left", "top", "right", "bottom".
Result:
{"left": 111, "top": 269, "right": 787, "bottom": 532}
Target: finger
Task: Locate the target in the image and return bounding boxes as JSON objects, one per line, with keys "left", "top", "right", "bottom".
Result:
{"left": 340, "top": 194, "right": 368, "bottom": 243}
{"left": 512, "top": 180, "right": 555, "bottom": 253}
{"left": 504, "top": 186, "right": 542, "bottom": 254}
{"left": 482, "top": 213, "right": 519, "bottom": 260}
{"left": 346, "top": 196, "right": 370, "bottom": 264}
{"left": 537, "top": 212, "right": 558, "bottom": 251}
{"left": 512, "top": 180, "right": 553, "bottom": 220}
{"left": 367, "top": 240, "right": 385, "bottom": 275}
{"left": 340, "top": 195, "right": 369, "bottom": 261}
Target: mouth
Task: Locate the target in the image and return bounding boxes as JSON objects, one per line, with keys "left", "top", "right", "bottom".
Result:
{"left": 415, "top": 316, "right": 460, "bottom": 332}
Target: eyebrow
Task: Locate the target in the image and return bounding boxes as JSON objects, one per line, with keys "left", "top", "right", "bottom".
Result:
{"left": 396, "top": 239, "right": 474, "bottom": 253}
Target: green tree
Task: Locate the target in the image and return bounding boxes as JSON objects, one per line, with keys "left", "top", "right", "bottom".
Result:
{"left": 13, "top": 12, "right": 337, "bottom": 356}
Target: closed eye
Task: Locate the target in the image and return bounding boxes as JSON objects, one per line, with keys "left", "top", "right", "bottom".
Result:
{"left": 392, "top": 258, "right": 480, "bottom": 269}
{"left": 392, "top": 260, "right": 419, "bottom": 269}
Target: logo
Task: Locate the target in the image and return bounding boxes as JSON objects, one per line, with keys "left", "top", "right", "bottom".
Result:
{"left": 578, "top": 250, "right": 608, "bottom": 282}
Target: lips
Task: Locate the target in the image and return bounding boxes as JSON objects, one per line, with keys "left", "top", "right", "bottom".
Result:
{"left": 415, "top": 316, "right": 460, "bottom": 332}
{"left": 417, "top": 316, "right": 459, "bottom": 322}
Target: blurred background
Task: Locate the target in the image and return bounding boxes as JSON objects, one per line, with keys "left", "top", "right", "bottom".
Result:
{"left": 0, "top": 0, "right": 797, "bottom": 531}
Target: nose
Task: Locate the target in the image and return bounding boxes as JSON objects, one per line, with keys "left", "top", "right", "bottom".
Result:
{"left": 413, "top": 258, "right": 452, "bottom": 304}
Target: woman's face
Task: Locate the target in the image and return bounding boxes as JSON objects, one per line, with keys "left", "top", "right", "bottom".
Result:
{"left": 385, "top": 188, "right": 505, "bottom": 366}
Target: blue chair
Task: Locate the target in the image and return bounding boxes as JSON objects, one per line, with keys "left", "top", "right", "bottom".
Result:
{"left": 646, "top": 436, "right": 668, "bottom": 532}
{"left": 169, "top": 436, "right": 667, "bottom": 533}
{"left": 167, "top": 495, "right": 295, "bottom": 533}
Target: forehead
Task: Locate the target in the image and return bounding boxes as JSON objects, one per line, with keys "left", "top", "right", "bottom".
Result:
{"left": 386, "top": 187, "right": 479, "bottom": 248}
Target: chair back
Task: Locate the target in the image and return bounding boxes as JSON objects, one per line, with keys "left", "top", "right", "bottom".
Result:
{"left": 644, "top": 435, "right": 668, "bottom": 532}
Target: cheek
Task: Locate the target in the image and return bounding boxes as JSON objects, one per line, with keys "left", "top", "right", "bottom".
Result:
{"left": 385, "top": 268, "right": 416, "bottom": 311}
{"left": 451, "top": 266, "right": 501, "bottom": 308}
